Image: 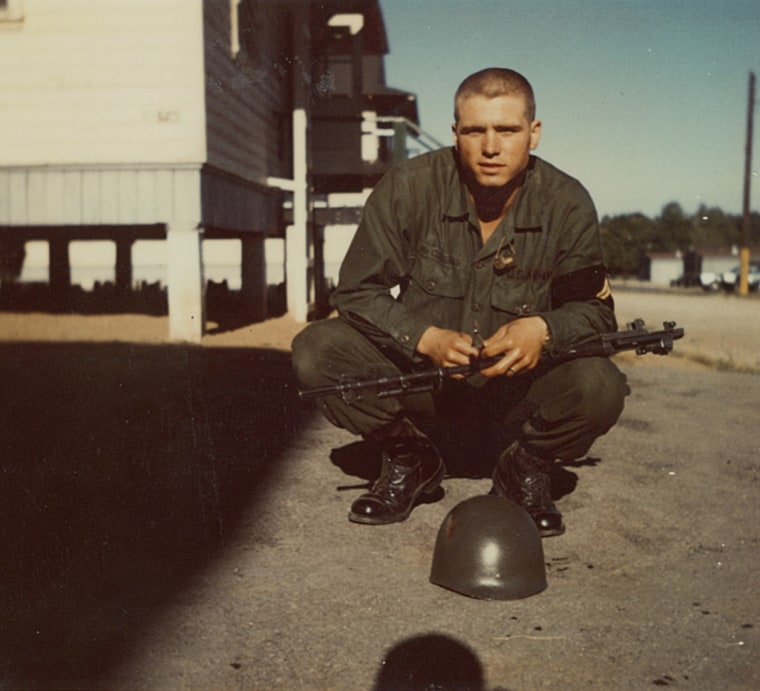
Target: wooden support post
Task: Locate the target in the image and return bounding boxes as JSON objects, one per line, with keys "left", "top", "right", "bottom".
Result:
{"left": 286, "top": 107, "right": 310, "bottom": 322}
{"left": 393, "top": 120, "right": 407, "bottom": 164}
{"left": 115, "top": 237, "right": 133, "bottom": 296}
{"left": 241, "top": 233, "right": 266, "bottom": 322}
{"left": 48, "top": 237, "right": 70, "bottom": 309}
{"left": 740, "top": 71, "right": 755, "bottom": 296}
{"left": 167, "top": 221, "right": 204, "bottom": 343}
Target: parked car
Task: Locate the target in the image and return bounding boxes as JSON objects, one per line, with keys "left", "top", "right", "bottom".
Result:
{"left": 720, "top": 262, "right": 760, "bottom": 291}
{"left": 699, "top": 270, "right": 722, "bottom": 291}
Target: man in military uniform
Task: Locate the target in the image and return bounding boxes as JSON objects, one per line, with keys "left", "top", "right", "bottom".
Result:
{"left": 292, "top": 68, "right": 629, "bottom": 537}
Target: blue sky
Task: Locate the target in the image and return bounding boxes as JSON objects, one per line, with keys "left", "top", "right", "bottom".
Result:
{"left": 378, "top": 0, "right": 760, "bottom": 218}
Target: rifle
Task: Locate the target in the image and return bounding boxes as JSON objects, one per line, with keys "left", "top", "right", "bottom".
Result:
{"left": 297, "top": 319, "right": 684, "bottom": 404}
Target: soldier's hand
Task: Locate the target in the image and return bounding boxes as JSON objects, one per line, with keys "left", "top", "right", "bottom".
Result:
{"left": 416, "top": 326, "right": 479, "bottom": 370}
{"left": 479, "top": 317, "right": 549, "bottom": 378}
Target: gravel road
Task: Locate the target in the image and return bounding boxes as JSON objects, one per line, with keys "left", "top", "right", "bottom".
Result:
{"left": 611, "top": 285, "right": 760, "bottom": 372}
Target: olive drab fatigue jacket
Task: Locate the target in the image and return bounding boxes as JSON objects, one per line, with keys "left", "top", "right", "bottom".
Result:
{"left": 331, "top": 149, "right": 616, "bottom": 370}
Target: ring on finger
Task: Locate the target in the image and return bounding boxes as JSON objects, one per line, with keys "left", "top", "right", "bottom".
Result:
{"left": 507, "top": 366, "right": 517, "bottom": 375}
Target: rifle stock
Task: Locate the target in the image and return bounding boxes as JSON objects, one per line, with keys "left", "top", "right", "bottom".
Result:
{"left": 298, "top": 319, "right": 684, "bottom": 404}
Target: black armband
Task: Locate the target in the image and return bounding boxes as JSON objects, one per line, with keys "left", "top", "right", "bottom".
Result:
{"left": 551, "top": 265, "right": 613, "bottom": 309}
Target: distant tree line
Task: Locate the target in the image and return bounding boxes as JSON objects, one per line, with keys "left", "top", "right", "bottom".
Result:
{"left": 600, "top": 202, "right": 760, "bottom": 276}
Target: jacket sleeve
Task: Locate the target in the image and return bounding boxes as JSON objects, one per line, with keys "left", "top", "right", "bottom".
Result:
{"left": 535, "top": 183, "right": 617, "bottom": 353}
{"left": 329, "top": 168, "right": 434, "bottom": 357}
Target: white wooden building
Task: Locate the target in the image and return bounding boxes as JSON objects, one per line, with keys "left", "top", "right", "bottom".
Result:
{"left": 0, "top": 0, "right": 423, "bottom": 341}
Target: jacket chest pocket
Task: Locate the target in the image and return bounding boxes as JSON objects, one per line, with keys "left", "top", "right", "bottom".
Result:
{"left": 410, "top": 246, "right": 467, "bottom": 298}
{"left": 489, "top": 272, "right": 551, "bottom": 317}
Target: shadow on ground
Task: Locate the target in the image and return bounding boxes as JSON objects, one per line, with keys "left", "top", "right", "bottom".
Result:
{"left": 0, "top": 280, "right": 288, "bottom": 335}
{"left": 0, "top": 341, "right": 306, "bottom": 689}
{"left": 373, "top": 632, "right": 491, "bottom": 691}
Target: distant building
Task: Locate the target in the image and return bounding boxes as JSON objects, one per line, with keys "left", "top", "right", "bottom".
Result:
{"left": 640, "top": 251, "right": 689, "bottom": 286}
{"left": 642, "top": 246, "right": 759, "bottom": 288}
{"left": 0, "top": 0, "right": 435, "bottom": 341}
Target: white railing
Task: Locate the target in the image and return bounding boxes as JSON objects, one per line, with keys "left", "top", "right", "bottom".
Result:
{"left": 375, "top": 116, "right": 446, "bottom": 161}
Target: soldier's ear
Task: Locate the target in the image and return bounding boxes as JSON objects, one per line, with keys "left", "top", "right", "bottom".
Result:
{"left": 529, "top": 120, "right": 542, "bottom": 150}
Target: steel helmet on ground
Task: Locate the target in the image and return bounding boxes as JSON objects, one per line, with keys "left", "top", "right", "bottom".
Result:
{"left": 430, "top": 494, "right": 547, "bottom": 600}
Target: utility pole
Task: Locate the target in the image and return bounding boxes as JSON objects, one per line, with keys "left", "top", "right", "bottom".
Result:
{"left": 739, "top": 71, "right": 755, "bottom": 296}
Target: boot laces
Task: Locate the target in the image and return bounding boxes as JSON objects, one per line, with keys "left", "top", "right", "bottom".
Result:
{"left": 371, "top": 451, "right": 418, "bottom": 498}
{"left": 519, "top": 469, "right": 552, "bottom": 509}
{"left": 509, "top": 451, "right": 553, "bottom": 510}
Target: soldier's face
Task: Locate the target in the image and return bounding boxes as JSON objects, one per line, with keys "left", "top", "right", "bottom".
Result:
{"left": 453, "top": 94, "right": 541, "bottom": 189}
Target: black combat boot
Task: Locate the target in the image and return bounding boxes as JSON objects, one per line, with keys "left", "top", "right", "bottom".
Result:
{"left": 492, "top": 441, "right": 565, "bottom": 538}
{"left": 349, "top": 437, "right": 445, "bottom": 525}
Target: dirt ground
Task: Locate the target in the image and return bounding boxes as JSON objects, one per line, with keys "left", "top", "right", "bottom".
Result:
{"left": 1, "top": 284, "right": 758, "bottom": 373}
{"left": 0, "top": 285, "right": 758, "bottom": 690}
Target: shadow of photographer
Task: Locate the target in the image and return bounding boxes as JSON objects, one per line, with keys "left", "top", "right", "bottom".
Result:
{"left": 373, "top": 632, "right": 512, "bottom": 691}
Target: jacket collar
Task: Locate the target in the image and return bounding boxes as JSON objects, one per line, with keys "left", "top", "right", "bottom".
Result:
{"left": 442, "top": 151, "right": 544, "bottom": 231}
{"left": 512, "top": 156, "right": 544, "bottom": 231}
{"left": 441, "top": 148, "right": 472, "bottom": 223}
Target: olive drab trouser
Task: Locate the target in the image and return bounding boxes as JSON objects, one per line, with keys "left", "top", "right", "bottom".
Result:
{"left": 292, "top": 317, "right": 629, "bottom": 469}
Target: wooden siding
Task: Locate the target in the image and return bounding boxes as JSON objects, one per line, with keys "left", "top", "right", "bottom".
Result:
{"left": 0, "top": 0, "right": 206, "bottom": 167}
{"left": 201, "top": 166, "right": 280, "bottom": 234}
{"left": 203, "top": 0, "right": 294, "bottom": 182}
{"left": 0, "top": 166, "right": 202, "bottom": 226}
